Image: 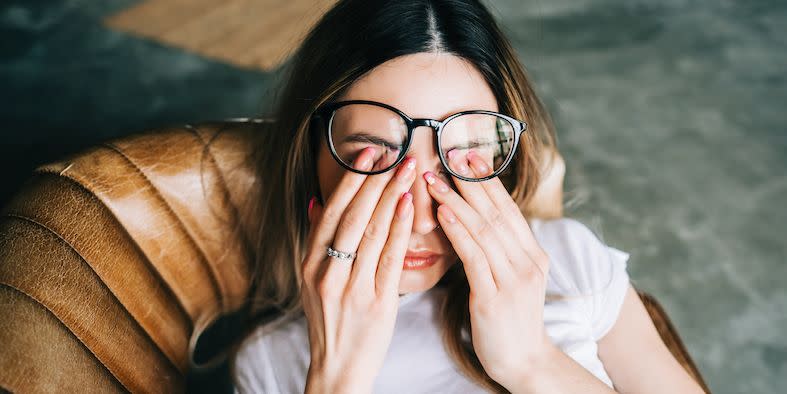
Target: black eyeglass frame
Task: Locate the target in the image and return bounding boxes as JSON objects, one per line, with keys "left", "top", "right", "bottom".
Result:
{"left": 311, "top": 100, "right": 528, "bottom": 182}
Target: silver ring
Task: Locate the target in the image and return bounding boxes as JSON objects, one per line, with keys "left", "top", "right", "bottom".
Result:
{"left": 327, "top": 246, "right": 356, "bottom": 261}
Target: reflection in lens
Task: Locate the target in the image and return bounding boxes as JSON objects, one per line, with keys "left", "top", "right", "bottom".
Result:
{"left": 330, "top": 104, "right": 408, "bottom": 172}
{"left": 440, "top": 114, "right": 514, "bottom": 178}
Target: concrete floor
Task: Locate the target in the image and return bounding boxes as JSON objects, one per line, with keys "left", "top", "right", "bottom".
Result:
{"left": 1, "top": 1, "right": 785, "bottom": 393}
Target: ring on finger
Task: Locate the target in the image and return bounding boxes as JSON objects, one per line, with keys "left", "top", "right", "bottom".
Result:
{"left": 327, "top": 246, "right": 357, "bottom": 262}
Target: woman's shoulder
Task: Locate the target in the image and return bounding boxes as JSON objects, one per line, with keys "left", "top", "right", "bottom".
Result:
{"left": 529, "top": 217, "right": 632, "bottom": 340}
{"left": 529, "top": 216, "right": 613, "bottom": 248}
{"left": 528, "top": 216, "right": 630, "bottom": 281}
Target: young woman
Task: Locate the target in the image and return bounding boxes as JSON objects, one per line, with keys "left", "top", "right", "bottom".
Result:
{"left": 230, "top": 0, "right": 706, "bottom": 392}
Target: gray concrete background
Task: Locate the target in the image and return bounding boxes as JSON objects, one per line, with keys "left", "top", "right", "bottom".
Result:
{"left": 1, "top": 1, "right": 785, "bottom": 393}
{"left": 487, "top": 2, "right": 786, "bottom": 393}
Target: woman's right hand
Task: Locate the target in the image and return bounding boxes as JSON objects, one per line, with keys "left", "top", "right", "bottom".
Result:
{"left": 301, "top": 147, "right": 417, "bottom": 394}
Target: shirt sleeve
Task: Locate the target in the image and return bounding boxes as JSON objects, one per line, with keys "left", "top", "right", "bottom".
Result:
{"left": 541, "top": 218, "right": 632, "bottom": 342}
{"left": 588, "top": 244, "right": 631, "bottom": 341}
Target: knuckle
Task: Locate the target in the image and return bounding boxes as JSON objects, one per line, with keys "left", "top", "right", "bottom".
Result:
{"left": 487, "top": 209, "right": 506, "bottom": 228}
{"left": 477, "top": 219, "right": 497, "bottom": 239}
{"left": 338, "top": 210, "right": 361, "bottom": 234}
{"left": 362, "top": 218, "right": 384, "bottom": 242}
{"left": 519, "top": 264, "right": 537, "bottom": 281}
{"left": 370, "top": 298, "right": 388, "bottom": 316}
{"left": 464, "top": 248, "right": 485, "bottom": 266}
{"left": 321, "top": 206, "right": 342, "bottom": 224}
{"left": 378, "top": 252, "right": 397, "bottom": 273}
{"left": 316, "top": 277, "right": 338, "bottom": 299}
{"left": 374, "top": 283, "right": 391, "bottom": 298}
{"left": 345, "top": 287, "right": 373, "bottom": 309}
{"left": 519, "top": 261, "right": 545, "bottom": 283}
{"left": 473, "top": 297, "right": 495, "bottom": 317}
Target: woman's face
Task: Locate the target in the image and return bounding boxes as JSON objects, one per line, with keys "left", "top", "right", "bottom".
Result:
{"left": 316, "top": 52, "right": 499, "bottom": 294}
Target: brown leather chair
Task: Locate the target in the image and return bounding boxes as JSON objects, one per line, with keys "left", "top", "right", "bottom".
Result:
{"left": 0, "top": 121, "right": 710, "bottom": 393}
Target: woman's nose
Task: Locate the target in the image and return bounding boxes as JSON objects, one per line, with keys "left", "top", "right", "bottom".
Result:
{"left": 408, "top": 169, "right": 440, "bottom": 235}
{"left": 404, "top": 133, "right": 444, "bottom": 234}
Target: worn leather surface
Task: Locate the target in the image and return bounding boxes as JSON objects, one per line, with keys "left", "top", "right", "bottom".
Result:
{"left": 0, "top": 120, "right": 708, "bottom": 392}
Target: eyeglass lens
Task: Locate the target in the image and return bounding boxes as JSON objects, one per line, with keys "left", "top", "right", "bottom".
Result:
{"left": 329, "top": 103, "right": 515, "bottom": 178}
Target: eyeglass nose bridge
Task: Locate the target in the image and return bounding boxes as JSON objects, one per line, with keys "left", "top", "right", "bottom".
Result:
{"left": 403, "top": 118, "right": 446, "bottom": 172}
{"left": 410, "top": 118, "right": 442, "bottom": 130}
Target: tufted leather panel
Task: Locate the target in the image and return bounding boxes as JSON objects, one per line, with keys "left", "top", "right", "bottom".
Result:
{"left": 0, "top": 120, "right": 708, "bottom": 392}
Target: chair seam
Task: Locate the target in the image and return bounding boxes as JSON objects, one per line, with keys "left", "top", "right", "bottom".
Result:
{"left": 0, "top": 282, "right": 131, "bottom": 393}
{"left": 101, "top": 141, "right": 226, "bottom": 314}
{"left": 1, "top": 213, "right": 185, "bottom": 376}
{"left": 27, "top": 170, "right": 193, "bottom": 329}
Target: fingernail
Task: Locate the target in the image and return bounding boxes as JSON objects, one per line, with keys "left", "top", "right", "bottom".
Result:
{"left": 397, "top": 192, "right": 413, "bottom": 219}
{"left": 397, "top": 157, "right": 416, "bottom": 180}
{"left": 307, "top": 196, "right": 316, "bottom": 218}
{"left": 456, "top": 161, "right": 469, "bottom": 175}
{"left": 424, "top": 172, "right": 449, "bottom": 193}
{"left": 438, "top": 205, "right": 457, "bottom": 224}
{"left": 467, "top": 150, "right": 489, "bottom": 173}
{"left": 447, "top": 150, "right": 469, "bottom": 174}
{"left": 424, "top": 171, "right": 436, "bottom": 185}
{"left": 353, "top": 147, "right": 374, "bottom": 170}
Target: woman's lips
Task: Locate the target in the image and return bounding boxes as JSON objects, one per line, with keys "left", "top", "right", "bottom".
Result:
{"left": 403, "top": 252, "right": 440, "bottom": 270}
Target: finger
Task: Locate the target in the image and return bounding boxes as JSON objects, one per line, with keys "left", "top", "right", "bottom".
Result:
{"left": 325, "top": 151, "right": 399, "bottom": 286}
{"left": 447, "top": 149, "right": 497, "bottom": 215}
{"left": 375, "top": 191, "right": 414, "bottom": 296}
{"left": 423, "top": 171, "right": 515, "bottom": 288}
{"left": 305, "top": 147, "right": 383, "bottom": 294}
{"left": 466, "top": 149, "right": 547, "bottom": 276}
{"left": 436, "top": 204, "right": 497, "bottom": 299}
{"left": 307, "top": 146, "right": 377, "bottom": 264}
{"left": 349, "top": 157, "right": 417, "bottom": 292}
{"left": 447, "top": 149, "right": 529, "bottom": 277}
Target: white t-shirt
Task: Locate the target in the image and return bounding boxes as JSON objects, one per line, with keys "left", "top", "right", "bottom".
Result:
{"left": 232, "top": 217, "right": 632, "bottom": 393}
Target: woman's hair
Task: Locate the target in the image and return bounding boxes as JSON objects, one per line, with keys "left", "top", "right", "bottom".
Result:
{"left": 230, "top": 0, "right": 565, "bottom": 391}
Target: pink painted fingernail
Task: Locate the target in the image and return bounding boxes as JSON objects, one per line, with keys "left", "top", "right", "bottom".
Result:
{"left": 467, "top": 150, "right": 489, "bottom": 173}
{"left": 396, "top": 192, "right": 413, "bottom": 219}
{"left": 396, "top": 157, "right": 416, "bottom": 180}
{"left": 353, "top": 147, "right": 375, "bottom": 170}
{"left": 424, "top": 172, "right": 449, "bottom": 193}
{"left": 447, "top": 150, "right": 469, "bottom": 174}
{"left": 424, "top": 171, "right": 436, "bottom": 185}
{"left": 456, "top": 160, "right": 469, "bottom": 175}
{"left": 308, "top": 196, "right": 316, "bottom": 217}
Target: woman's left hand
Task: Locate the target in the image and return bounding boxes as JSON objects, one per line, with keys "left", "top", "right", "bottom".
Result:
{"left": 423, "top": 149, "right": 555, "bottom": 388}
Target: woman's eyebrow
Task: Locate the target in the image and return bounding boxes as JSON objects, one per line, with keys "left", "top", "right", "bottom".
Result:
{"left": 340, "top": 132, "right": 402, "bottom": 149}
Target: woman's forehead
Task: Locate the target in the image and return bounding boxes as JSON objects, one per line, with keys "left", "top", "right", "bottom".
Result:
{"left": 340, "top": 52, "right": 499, "bottom": 120}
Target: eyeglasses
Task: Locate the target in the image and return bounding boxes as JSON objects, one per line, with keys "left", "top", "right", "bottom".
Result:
{"left": 311, "top": 100, "right": 527, "bottom": 182}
